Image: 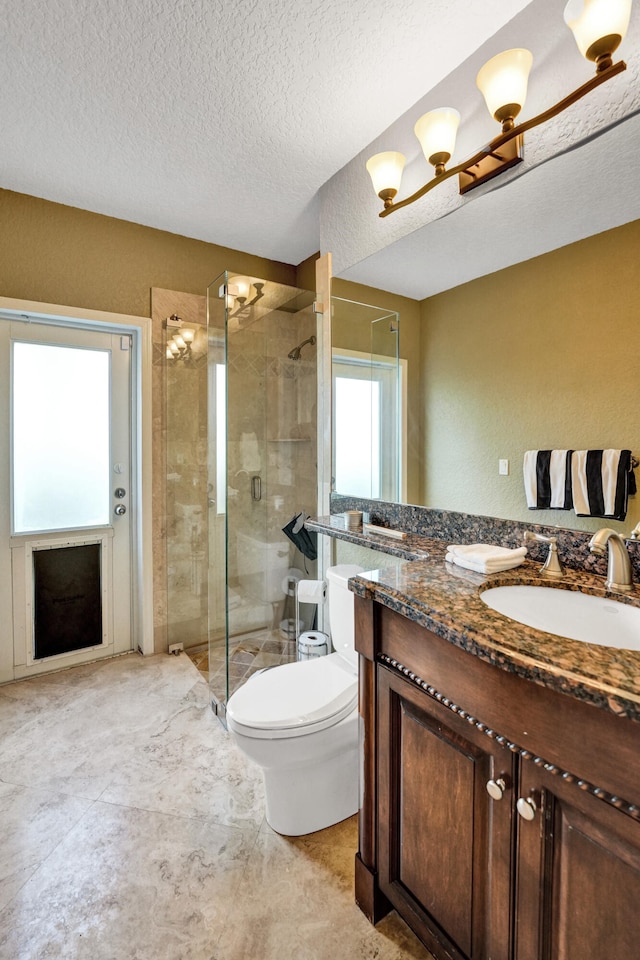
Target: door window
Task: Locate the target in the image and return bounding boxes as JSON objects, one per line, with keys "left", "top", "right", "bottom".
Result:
{"left": 12, "top": 340, "right": 110, "bottom": 533}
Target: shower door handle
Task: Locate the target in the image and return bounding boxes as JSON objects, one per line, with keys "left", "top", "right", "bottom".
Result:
{"left": 251, "top": 475, "right": 262, "bottom": 501}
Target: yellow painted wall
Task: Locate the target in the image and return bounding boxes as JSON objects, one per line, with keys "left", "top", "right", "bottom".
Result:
{"left": 420, "top": 219, "right": 640, "bottom": 534}
{"left": 0, "top": 189, "right": 296, "bottom": 316}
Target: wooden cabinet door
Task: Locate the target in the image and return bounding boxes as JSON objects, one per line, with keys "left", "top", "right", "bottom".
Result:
{"left": 515, "top": 760, "right": 640, "bottom": 960}
{"left": 377, "top": 665, "right": 516, "bottom": 960}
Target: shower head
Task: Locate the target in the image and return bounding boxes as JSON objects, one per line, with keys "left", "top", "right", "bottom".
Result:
{"left": 288, "top": 335, "right": 316, "bottom": 361}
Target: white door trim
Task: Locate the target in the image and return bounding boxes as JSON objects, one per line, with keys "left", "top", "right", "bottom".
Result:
{"left": 0, "top": 296, "right": 154, "bottom": 657}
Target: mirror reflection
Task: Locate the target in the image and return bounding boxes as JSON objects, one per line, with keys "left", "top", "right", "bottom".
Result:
{"left": 332, "top": 218, "right": 640, "bottom": 535}
{"left": 331, "top": 297, "right": 403, "bottom": 502}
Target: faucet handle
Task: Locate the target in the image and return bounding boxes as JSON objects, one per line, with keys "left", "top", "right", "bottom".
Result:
{"left": 524, "top": 531, "right": 564, "bottom": 580}
{"left": 627, "top": 522, "right": 640, "bottom": 541}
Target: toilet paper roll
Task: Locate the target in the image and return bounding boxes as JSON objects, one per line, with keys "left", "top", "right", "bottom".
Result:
{"left": 297, "top": 631, "right": 329, "bottom": 659}
{"left": 296, "top": 579, "right": 326, "bottom": 604}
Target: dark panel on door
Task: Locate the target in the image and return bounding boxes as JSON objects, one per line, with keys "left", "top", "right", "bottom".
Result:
{"left": 33, "top": 543, "right": 102, "bottom": 659}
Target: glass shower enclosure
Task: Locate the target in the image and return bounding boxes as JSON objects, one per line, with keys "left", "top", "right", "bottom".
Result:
{"left": 206, "top": 272, "right": 318, "bottom": 719}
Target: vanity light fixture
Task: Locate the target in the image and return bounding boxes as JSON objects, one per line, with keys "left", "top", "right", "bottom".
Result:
{"left": 222, "top": 276, "right": 267, "bottom": 317}
{"left": 166, "top": 329, "right": 196, "bottom": 362}
{"left": 367, "top": 0, "right": 632, "bottom": 216}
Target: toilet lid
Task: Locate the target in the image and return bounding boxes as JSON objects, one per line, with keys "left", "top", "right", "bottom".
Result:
{"left": 226, "top": 653, "right": 357, "bottom": 738}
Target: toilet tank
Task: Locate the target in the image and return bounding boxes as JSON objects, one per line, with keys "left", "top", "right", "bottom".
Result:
{"left": 326, "top": 564, "right": 364, "bottom": 669}
{"left": 236, "top": 533, "right": 290, "bottom": 602}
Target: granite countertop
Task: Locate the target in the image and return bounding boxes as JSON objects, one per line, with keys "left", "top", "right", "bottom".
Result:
{"left": 306, "top": 515, "right": 433, "bottom": 560}
{"left": 309, "top": 513, "right": 640, "bottom": 720}
{"left": 347, "top": 540, "right": 640, "bottom": 723}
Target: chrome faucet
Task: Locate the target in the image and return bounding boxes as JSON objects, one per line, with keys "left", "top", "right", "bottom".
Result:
{"left": 588, "top": 528, "right": 633, "bottom": 593}
{"left": 523, "top": 531, "right": 564, "bottom": 579}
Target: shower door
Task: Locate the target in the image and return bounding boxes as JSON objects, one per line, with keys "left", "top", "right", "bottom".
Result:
{"left": 206, "top": 273, "right": 318, "bottom": 718}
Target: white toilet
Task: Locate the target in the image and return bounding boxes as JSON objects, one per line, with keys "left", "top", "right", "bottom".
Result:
{"left": 226, "top": 564, "right": 364, "bottom": 836}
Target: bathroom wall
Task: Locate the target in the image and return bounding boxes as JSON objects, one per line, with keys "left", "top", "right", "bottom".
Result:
{"left": 0, "top": 189, "right": 296, "bottom": 316}
{"left": 420, "top": 219, "right": 640, "bottom": 534}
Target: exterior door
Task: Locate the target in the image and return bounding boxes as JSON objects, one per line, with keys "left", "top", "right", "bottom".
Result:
{"left": 0, "top": 319, "right": 133, "bottom": 682}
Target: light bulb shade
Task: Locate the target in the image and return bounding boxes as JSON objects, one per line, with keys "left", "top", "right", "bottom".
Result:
{"left": 414, "top": 108, "right": 461, "bottom": 168}
{"left": 173, "top": 335, "right": 186, "bottom": 350}
{"left": 564, "top": 0, "right": 631, "bottom": 64}
{"left": 166, "top": 346, "right": 174, "bottom": 360}
{"left": 229, "top": 276, "right": 251, "bottom": 300}
{"left": 181, "top": 328, "right": 195, "bottom": 343}
{"left": 366, "top": 151, "right": 406, "bottom": 202}
{"left": 169, "top": 341, "right": 180, "bottom": 355}
{"left": 476, "top": 48, "right": 533, "bottom": 127}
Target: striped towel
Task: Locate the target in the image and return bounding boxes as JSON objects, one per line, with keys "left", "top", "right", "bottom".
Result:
{"left": 571, "top": 450, "right": 637, "bottom": 521}
{"left": 523, "top": 450, "right": 573, "bottom": 510}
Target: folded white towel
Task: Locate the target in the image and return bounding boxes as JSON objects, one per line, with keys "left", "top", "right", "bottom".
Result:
{"left": 448, "top": 543, "right": 527, "bottom": 562}
{"left": 446, "top": 543, "right": 527, "bottom": 574}
{"left": 445, "top": 552, "right": 526, "bottom": 574}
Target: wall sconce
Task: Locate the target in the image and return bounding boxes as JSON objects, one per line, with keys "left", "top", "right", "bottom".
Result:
{"left": 165, "top": 317, "right": 195, "bottom": 362}
{"left": 367, "top": 0, "right": 632, "bottom": 216}
{"left": 219, "top": 276, "right": 267, "bottom": 318}
{"left": 181, "top": 328, "right": 195, "bottom": 348}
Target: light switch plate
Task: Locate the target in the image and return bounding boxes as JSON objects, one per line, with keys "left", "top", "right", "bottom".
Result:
{"left": 499, "top": 459, "right": 510, "bottom": 476}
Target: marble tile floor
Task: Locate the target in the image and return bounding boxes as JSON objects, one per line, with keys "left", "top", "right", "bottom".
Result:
{"left": 0, "top": 652, "right": 432, "bottom": 960}
{"left": 188, "top": 627, "right": 297, "bottom": 700}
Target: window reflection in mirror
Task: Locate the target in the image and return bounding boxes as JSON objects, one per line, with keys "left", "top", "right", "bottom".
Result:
{"left": 331, "top": 297, "right": 405, "bottom": 502}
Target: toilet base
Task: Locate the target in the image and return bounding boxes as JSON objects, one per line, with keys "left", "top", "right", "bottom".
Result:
{"left": 231, "top": 708, "right": 359, "bottom": 836}
{"left": 264, "top": 738, "right": 359, "bottom": 836}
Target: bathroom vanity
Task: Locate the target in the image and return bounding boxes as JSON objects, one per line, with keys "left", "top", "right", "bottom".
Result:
{"left": 350, "top": 556, "right": 640, "bottom": 960}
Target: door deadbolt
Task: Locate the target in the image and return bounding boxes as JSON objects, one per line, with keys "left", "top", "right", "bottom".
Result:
{"left": 114, "top": 487, "right": 126, "bottom": 498}
{"left": 114, "top": 504, "right": 127, "bottom": 516}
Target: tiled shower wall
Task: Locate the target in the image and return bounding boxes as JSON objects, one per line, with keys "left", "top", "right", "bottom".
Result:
{"left": 151, "top": 287, "right": 208, "bottom": 653}
{"left": 226, "top": 307, "right": 318, "bottom": 601}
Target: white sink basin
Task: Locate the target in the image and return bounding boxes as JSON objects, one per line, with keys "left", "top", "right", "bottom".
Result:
{"left": 480, "top": 585, "right": 640, "bottom": 650}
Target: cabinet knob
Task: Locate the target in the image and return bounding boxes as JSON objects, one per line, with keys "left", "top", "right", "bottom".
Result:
{"left": 516, "top": 796, "right": 537, "bottom": 821}
{"left": 486, "top": 778, "right": 507, "bottom": 800}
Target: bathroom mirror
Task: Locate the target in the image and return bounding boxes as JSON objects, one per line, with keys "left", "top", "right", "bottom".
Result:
{"left": 331, "top": 216, "right": 640, "bottom": 535}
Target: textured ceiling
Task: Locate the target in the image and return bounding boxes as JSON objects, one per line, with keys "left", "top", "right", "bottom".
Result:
{"left": 1, "top": 0, "right": 532, "bottom": 266}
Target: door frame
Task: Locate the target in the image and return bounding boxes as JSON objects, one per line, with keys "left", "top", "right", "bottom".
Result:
{"left": 0, "top": 296, "right": 154, "bottom": 659}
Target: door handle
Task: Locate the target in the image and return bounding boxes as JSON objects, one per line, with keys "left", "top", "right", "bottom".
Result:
{"left": 251, "top": 475, "right": 262, "bottom": 501}
{"left": 114, "top": 504, "right": 127, "bottom": 516}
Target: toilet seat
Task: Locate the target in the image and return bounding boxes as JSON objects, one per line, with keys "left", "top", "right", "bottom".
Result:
{"left": 226, "top": 653, "right": 357, "bottom": 740}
